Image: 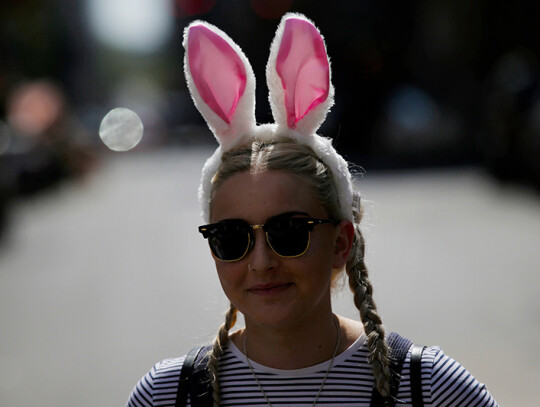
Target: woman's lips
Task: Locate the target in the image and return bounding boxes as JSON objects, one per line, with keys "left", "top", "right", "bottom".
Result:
{"left": 247, "top": 282, "right": 294, "bottom": 295}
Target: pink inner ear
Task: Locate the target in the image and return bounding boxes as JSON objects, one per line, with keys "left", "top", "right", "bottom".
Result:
{"left": 188, "top": 25, "right": 247, "bottom": 124}
{"left": 276, "top": 18, "right": 329, "bottom": 129}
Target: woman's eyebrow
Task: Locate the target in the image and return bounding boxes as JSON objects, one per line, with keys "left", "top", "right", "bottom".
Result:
{"left": 215, "top": 211, "right": 311, "bottom": 224}
{"left": 269, "top": 211, "right": 311, "bottom": 220}
{"left": 215, "top": 218, "right": 246, "bottom": 223}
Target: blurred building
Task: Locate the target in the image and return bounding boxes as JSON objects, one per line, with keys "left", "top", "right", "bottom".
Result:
{"left": 1, "top": 0, "right": 540, "bottom": 238}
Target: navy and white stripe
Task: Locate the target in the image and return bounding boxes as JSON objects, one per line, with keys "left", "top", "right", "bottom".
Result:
{"left": 126, "top": 335, "right": 498, "bottom": 406}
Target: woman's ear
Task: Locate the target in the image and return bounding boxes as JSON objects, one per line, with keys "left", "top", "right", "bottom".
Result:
{"left": 332, "top": 220, "right": 355, "bottom": 270}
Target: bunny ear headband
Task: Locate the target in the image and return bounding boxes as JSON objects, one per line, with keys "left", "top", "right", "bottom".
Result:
{"left": 183, "top": 13, "right": 354, "bottom": 222}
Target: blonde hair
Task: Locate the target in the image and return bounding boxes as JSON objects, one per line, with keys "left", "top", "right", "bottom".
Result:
{"left": 206, "top": 140, "right": 392, "bottom": 406}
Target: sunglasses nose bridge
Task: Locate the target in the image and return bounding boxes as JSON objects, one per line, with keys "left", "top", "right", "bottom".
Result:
{"left": 247, "top": 223, "right": 275, "bottom": 256}
{"left": 249, "top": 224, "right": 268, "bottom": 248}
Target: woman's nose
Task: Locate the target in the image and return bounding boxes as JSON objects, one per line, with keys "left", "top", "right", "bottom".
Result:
{"left": 247, "top": 229, "right": 278, "bottom": 272}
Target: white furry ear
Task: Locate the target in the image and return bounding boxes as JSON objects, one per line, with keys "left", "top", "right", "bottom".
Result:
{"left": 266, "top": 13, "right": 334, "bottom": 136}
{"left": 183, "top": 21, "right": 256, "bottom": 150}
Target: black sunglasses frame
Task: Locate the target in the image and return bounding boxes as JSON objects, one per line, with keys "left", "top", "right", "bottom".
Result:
{"left": 198, "top": 217, "right": 336, "bottom": 262}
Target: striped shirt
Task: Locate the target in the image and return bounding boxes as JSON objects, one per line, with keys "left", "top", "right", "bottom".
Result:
{"left": 126, "top": 334, "right": 498, "bottom": 406}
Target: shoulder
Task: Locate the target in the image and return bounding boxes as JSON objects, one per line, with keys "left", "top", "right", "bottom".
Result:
{"left": 414, "top": 346, "right": 499, "bottom": 407}
{"left": 336, "top": 315, "right": 364, "bottom": 351}
{"left": 125, "top": 356, "right": 186, "bottom": 407}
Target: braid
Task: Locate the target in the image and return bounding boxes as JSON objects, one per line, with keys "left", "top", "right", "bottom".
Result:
{"left": 346, "top": 203, "right": 393, "bottom": 406}
{"left": 207, "top": 302, "right": 237, "bottom": 407}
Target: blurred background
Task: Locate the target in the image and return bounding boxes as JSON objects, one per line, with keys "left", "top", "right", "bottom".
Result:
{"left": 1, "top": 0, "right": 539, "bottom": 406}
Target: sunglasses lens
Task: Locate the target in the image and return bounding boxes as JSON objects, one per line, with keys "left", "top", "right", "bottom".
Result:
{"left": 266, "top": 218, "right": 310, "bottom": 257}
{"left": 207, "top": 222, "right": 250, "bottom": 261}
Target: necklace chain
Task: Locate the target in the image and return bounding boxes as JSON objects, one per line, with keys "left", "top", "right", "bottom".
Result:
{"left": 243, "top": 315, "right": 341, "bottom": 407}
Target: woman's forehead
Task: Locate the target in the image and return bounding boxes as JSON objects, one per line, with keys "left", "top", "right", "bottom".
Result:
{"left": 209, "top": 170, "right": 325, "bottom": 222}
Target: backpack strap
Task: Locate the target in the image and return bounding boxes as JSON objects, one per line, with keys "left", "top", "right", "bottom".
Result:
{"left": 370, "top": 332, "right": 413, "bottom": 407}
{"left": 410, "top": 345, "right": 426, "bottom": 407}
{"left": 175, "top": 345, "right": 213, "bottom": 407}
{"left": 175, "top": 347, "right": 203, "bottom": 407}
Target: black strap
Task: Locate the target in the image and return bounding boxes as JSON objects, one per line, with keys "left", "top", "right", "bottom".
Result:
{"left": 189, "top": 346, "right": 213, "bottom": 407}
{"left": 370, "top": 332, "right": 413, "bottom": 407}
{"left": 175, "top": 345, "right": 213, "bottom": 407}
{"left": 175, "top": 347, "right": 204, "bottom": 407}
{"left": 410, "top": 345, "right": 426, "bottom": 407}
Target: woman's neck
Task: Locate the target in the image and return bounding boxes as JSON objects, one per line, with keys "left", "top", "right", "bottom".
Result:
{"left": 231, "top": 314, "right": 363, "bottom": 369}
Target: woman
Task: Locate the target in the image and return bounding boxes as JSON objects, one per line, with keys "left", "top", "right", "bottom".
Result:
{"left": 126, "top": 13, "right": 498, "bottom": 407}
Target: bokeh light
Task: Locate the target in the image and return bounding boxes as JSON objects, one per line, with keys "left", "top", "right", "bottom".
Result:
{"left": 99, "top": 108, "right": 143, "bottom": 152}
{"left": 86, "top": 0, "right": 174, "bottom": 54}
{"left": 387, "top": 85, "right": 440, "bottom": 135}
{"left": 7, "top": 81, "right": 65, "bottom": 137}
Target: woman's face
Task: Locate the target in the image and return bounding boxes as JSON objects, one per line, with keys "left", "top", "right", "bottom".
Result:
{"left": 209, "top": 170, "right": 351, "bottom": 331}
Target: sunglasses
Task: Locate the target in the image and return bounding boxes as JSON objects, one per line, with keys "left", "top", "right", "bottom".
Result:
{"left": 198, "top": 216, "right": 336, "bottom": 262}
